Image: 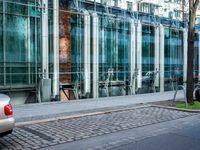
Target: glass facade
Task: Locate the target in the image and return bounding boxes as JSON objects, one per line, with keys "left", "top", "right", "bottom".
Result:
{"left": 0, "top": 0, "right": 199, "bottom": 105}
{"left": 164, "top": 28, "right": 183, "bottom": 91}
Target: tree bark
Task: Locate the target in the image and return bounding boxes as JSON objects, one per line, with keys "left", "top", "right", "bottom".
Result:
{"left": 186, "top": 0, "right": 199, "bottom": 103}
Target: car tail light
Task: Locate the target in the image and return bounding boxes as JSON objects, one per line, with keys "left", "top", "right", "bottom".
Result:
{"left": 4, "top": 104, "right": 13, "bottom": 116}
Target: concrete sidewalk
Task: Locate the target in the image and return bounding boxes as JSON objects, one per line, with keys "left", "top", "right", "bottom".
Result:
{"left": 13, "top": 91, "right": 184, "bottom": 124}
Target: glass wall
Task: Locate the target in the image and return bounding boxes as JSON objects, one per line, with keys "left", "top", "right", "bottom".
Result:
{"left": 98, "top": 16, "right": 130, "bottom": 97}
{"left": 0, "top": 0, "right": 199, "bottom": 104}
{"left": 141, "top": 25, "right": 155, "bottom": 93}
{"left": 164, "top": 28, "right": 183, "bottom": 91}
{"left": 0, "top": 0, "right": 52, "bottom": 104}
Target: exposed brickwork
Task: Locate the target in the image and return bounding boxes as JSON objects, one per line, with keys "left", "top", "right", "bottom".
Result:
{"left": 59, "top": 2, "right": 71, "bottom": 83}
{"left": 59, "top": 2, "right": 71, "bottom": 100}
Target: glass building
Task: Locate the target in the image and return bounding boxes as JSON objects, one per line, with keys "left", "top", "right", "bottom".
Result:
{"left": 0, "top": 0, "right": 199, "bottom": 105}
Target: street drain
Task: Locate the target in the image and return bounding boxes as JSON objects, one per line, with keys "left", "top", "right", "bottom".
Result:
{"left": 20, "top": 127, "right": 54, "bottom": 141}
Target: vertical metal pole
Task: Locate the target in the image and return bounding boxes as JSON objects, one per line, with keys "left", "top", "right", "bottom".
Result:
{"left": 92, "top": 13, "right": 99, "bottom": 98}
{"left": 53, "top": 0, "right": 60, "bottom": 98}
{"left": 183, "top": 29, "right": 188, "bottom": 85}
{"left": 83, "top": 11, "right": 91, "bottom": 94}
{"left": 137, "top": 20, "right": 142, "bottom": 89}
{"left": 116, "top": 20, "right": 119, "bottom": 80}
{"left": 159, "top": 24, "right": 164, "bottom": 92}
{"left": 102, "top": 19, "right": 105, "bottom": 77}
{"left": 3, "top": 0, "right": 6, "bottom": 86}
{"left": 154, "top": 26, "right": 159, "bottom": 87}
{"left": 27, "top": 11, "right": 31, "bottom": 84}
{"left": 41, "top": 0, "right": 49, "bottom": 79}
{"left": 130, "top": 19, "right": 136, "bottom": 94}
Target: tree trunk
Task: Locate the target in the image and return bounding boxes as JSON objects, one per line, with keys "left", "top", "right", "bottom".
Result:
{"left": 186, "top": 1, "right": 197, "bottom": 104}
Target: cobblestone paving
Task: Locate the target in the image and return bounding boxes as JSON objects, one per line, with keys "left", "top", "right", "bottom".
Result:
{"left": 0, "top": 106, "right": 197, "bottom": 150}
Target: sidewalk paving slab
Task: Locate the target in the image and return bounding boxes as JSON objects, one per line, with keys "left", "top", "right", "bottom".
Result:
{"left": 13, "top": 91, "right": 184, "bottom": 124}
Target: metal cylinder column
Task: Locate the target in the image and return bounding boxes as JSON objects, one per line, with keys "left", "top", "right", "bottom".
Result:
{"left": 159, "top": 24, "right": 164, "bottom": 92}
{"left": 92, "top": 13, "right": 99, "bottom": 98}
{"left": 53, "top": 0, "right": 60, "bottom": 98}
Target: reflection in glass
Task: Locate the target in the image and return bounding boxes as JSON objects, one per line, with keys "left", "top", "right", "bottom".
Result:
{"left": 164, "top": 28, "right": 183, "bottom": 91}
{"left": 141, "top": 25, "right": 155, "bottom": 93}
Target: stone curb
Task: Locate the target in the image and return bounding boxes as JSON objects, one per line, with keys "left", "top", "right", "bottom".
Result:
{"left": 150, "top": 104, "right": 200, "bottom": 113}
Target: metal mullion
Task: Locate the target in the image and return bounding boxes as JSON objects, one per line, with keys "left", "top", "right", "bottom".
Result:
{"left": 3, "top": 0, "right": 6, "bottom": 86}
{"left": 102, "top": 18, "right": 105, "bottom": 80}
{"left": 27, "top": 4, "right": 31, "bottom": 85}
{"left": 115, "top": 19, "right": 118, "bottom": 80}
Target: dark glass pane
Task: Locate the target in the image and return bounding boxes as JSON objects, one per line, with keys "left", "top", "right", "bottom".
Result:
{"left": 6, "top": 2, "right": 28, "bottom": 15}
{"left": 5, "top": 15, "right": 28, "bottom": 84}
{"left": 164, "top": 28, "right": 183, "bottom": 91}
{"left": 0, "top": 14, "right": 3, "bottom": 85}
{"left": 0, "top": 1, "right": 3, "bottom": 12}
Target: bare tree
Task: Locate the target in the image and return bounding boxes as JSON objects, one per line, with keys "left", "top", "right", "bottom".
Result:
{"left": 187, "top": 0, "right": 199, "bottom": 103}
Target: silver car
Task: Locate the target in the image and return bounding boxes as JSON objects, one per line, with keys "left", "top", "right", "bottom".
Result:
{"left": 0, "top": 94, "right": 14, "bottom": 136}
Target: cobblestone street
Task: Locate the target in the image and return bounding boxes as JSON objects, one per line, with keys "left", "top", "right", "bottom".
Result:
{"left": 0, "top": 106, "right": 197, "bottom": 150}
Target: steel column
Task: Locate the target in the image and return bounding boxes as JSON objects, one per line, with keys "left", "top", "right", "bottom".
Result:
{"left": 83, "top": 11, "right": 91, "bottom": 94}
{"left": 92, "top": 13, "right": 99, "bottom": 98}
{"left": 183, "top": 29, "right": 188, "bottom": 84}
{"left": 130, "top": 20, "right": 136, "bottom": 94}
{"left": 52, "top": 0, "right": 60, "bottom": 98}
{"left": 41, "top": 0, "right": 49, "bottom": 79}
{"left": 137, "top": 20, "right": 142, "bottom": 89}
{"left": 154, "top": 26, "right": 160, "bottom": 87}
{"left": 159, "top": 24, "right": 164, "bottom": 92}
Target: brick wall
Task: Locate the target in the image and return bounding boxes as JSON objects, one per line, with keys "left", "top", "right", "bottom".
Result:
{"left": 59, "top": 2, "right": 71, "bottom": 83}
{"left": 59, "top": 2, "right": 72, "bottom": 100}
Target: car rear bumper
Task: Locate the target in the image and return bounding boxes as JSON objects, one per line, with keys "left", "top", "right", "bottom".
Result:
{"left": 0, "top": 117, "right": 15, "bottom": 135}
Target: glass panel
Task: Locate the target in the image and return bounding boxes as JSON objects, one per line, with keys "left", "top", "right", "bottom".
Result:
{"left": 0, "top": 13, "right": 3, "bottom": 85}
{"left": 164, "top": 28, "right": 183, "bottom": 91}
{"left": 99, "top": 16, "right": 128, "bottom": 97}
{"left": 6, "top": 1, "right": 28, "bottom": 15}
{"left": 0, "top": 1, "right": 3, "bottom": 13}
{"left": 141, "top": 25, "right": 155, "bottom": 93}
{"left": 118, "top": 21, "right": 130, "bottom": 95}
{"left": 5, "top": 14, "right": 28, "bottom": 85}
